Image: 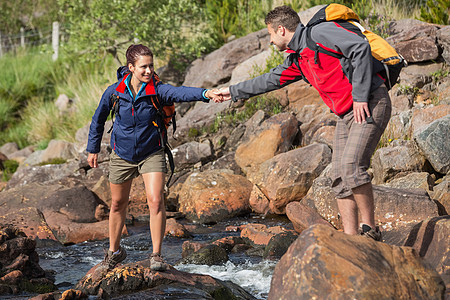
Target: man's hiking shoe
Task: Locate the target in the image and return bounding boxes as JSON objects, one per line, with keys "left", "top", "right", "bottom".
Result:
{"left": 149, "top": 253, "right": 169, "bottom": 271}
{"left": 360, "top": 224, "right": 382, "bottom": 241}
{"left": 102, "top": 246, "right": 127, "bottom": 270}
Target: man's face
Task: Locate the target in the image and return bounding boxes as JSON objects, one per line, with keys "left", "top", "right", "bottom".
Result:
{"left": 267, "top": 23, "right": 288, "bottom": 51}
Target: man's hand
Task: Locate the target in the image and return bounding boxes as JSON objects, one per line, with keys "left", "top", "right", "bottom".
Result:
{"left": 219, "top": 87, "right": 232, "bottom": 101}
{"left": 353, "top": 102, "right": 371, "bottom": 124}
{"left": 87, "top": 153, "right": 98, "bottom": 168}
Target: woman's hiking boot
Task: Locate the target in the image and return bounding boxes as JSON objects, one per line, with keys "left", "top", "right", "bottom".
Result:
{"left": 149, "top": 253, "right": 169, "bottom": 271}
{"left": 360, "top": 224, "right": 382, "bottom": 241}
{"left": 102, "top": 246, "right": 127, "bottom": 270}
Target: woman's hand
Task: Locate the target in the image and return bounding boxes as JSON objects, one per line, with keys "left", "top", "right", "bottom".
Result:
{"left": 205, "top": 89, "right": 224, "bottom": 103}
{"left": 87, "top": 153, "right": 99, "bottom": 168}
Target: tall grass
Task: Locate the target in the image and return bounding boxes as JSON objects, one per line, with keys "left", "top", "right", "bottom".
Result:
{"left": 0, "top": 48, "right": 118, "bottom": 148}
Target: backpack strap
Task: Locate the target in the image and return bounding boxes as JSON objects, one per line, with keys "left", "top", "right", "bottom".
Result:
{"left": 107, "top": 94, "right": 120, "bottom": 134}
{"left": 150, "top": 95, "right": 175, "bottom": 187}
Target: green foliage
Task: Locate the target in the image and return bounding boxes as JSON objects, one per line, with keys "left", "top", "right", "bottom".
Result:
{"left": 39, "top": 157, "right": 67, "bottom": 165}
{"left": 0, "top": 0, "right": 60, "bottom": 36}
{"left": 420, "top": 0, "right": 450, "bottom": 25}
{"left": 251, "top": 47, "right": 285, "bottom": 78}
{"left": 58, "top": 0, "right": 217, "bottom": 69}
{"left": 430, "top": 68, "right": 450, "bottom": 83}
{"left": 218, "top": 95, "right": 282, "bottom": 128}
{"left": 2, "top": 160, "right": 19, "bottom": 182}
{"left": 205, "top": 0, "right": 272, "bottom": 44}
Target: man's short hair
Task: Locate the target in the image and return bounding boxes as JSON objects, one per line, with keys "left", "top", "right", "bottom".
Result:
{"left": 265, "top": 5, "right": 301, "bottom": 32}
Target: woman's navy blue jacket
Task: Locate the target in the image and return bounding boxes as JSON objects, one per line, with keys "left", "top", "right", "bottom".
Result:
{"left": 86, "top": 66, "right": 209, "bottom": 162}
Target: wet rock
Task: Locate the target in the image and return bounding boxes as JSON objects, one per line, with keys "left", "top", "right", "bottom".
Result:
{"left": 76, "top": 260, "right": 256, "bottom": 299}
{"left": 178, "top": 169, "right": 252, "bottom": 224}
{"left": 0, "top": 224, "right": 56, "bottom": 296}
{"left": 372, "top": 140, "right": 427, "bottom": 184}
{"left": 180, "top": 244, "right": 228, "bottom": 266}
{"left": 0, "top": 183, "right": 114, "bottom": 244}
{"left": 212, "top": 236, "right": 247, "bottom": 253}
{"left": 164, "top": 218, "right": 191, "bottom": 238}
{"left": 414, "top": 114, "right": 450, "bottom": 174}
{"left": 285, "top": 201, "right": 334, "bottom": 233}
{"left": 248, "top": 143, "right": 332, "bottom": 214}
{"left": 235, "top": 113, "right": 299, "bottom": 172}
{"left": 268, "top": 224, "right": 445, "bottom": 300}
{"left": 263, "top": 231, "right": 299, "bottom": 259}
{"left": 240, "top": 223, "right": 287, "bottom": 246}
{"left": 182, "top": 241, "right": 206, "bottom": 258}
{"left": 248, "top": 184, "right": 271, "bottom": 215}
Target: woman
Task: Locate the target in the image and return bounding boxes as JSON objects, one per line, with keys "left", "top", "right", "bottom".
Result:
{"left": 87, "top": 44, "right": 221, "bottom": 271}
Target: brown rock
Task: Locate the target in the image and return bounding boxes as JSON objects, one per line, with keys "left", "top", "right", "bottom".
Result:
{"left": 395, "top": 37, "right": 440, "bottom": 63}
{"left": 287, "top": 80, "right": 324, "bottom": 114}
{"left": 182, "top": 241, "right": 206, "bottom": 258}
{"left": 410, "top": 104, "right": 450, "bottom": 136}
{"left": 268, "top": 224, "right": 445, "bottom": 300}
{"left": 76, "top": 260, "right": 254, "bottom": 299}
{"left": 248, "top": 184, "right": 271, "bottom": 215}
{"left": 372, "top": 140, "right": 427, "bottom": 184}
{"left": 164, "top": 218, "right": 191, "bottom": 238}
{"left": 248, "top": 143, "right": 332, "bottom": 214}
{"left": 303, "top": 176, "right": 439, "bottom": 231}
{"left": 285, "top": 201, "right": 334, "bottom": 233}
{"left": 240, "top": 223, "right": 286, "bottom": 246}
{"left": 178, "top": 170, "right": 252, "bottom": 224}
{"left": 235, "top": 113, "right": 299, "bottom": 172}
{"left": 0, "top": 270, "right": 24, "bottom": 285}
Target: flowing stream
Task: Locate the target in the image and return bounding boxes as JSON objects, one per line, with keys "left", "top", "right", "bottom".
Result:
{"left": 29, "top": 214, "right": 291, "bottom": 299}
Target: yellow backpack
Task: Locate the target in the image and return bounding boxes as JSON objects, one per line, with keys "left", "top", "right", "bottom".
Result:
{"left": 306, "top": 3, "right": 407, "bottom": 89}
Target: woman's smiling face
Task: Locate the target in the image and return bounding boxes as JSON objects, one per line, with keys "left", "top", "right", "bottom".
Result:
{"left": 129, "top": 55, "right": 154, "bottom": 83}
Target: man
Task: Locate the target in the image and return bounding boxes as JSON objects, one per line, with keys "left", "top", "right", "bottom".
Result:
{"left": 219, "top": 5, "right": 392, "bottom": 240}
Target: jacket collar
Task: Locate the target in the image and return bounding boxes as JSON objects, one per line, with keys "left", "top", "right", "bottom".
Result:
{"left": 286, "top": 23, "right": 306, "bottom": 53}
{"left": 115, "top": 73, "right": 157, "bottom": 96}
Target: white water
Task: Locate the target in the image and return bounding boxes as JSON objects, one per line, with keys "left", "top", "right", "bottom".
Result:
{"left": 176, "top": 260, "right": 277, "bottom": 299}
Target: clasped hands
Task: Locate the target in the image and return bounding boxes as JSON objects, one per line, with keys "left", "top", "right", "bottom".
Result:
{"left": 205, "top": 87, "right": 232, "bottom": 103}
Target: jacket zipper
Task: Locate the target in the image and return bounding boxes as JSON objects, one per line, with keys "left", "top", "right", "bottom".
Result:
{"left": 305, "top": 57, "right": 337, "bottom": 114}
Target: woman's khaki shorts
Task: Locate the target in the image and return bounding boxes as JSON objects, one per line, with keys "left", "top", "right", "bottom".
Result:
{"left": 109, "top": 149, "right": 167, "bottom": 184}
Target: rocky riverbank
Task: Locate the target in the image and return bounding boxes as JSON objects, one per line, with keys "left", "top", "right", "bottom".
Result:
{"left": 0, "top": 7, "right": 449, "bottom": 300}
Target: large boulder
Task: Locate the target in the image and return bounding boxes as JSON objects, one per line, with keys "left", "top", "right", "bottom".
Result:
{"left": 285, "top": 201, "right": 334, "bottom": 233}
{"left": 170, "top": 101, "right": 230, "bottom": 146}
{"left": 437, "top": 25, "right": 450, "bottom": 65}
{"left": 372, "top": 140, "right": 427, "bottom": 184}
{"left": 229, "top": 50, "right": 271, "bottom": 85}
{"left": 268, "top": 224, "right": 445, "bottom": 300}
{"left": 235, "top": 112, "right": 299, "bottom": 172}
{"left": 183, "top": 28, "right": 269, "bottom": 88}
{"left": 303, "top": 176, "right": 439, "bottom": 231}
{"left": 247, "top": 143, "right": 332, "bottom": 214}
{"left": 178, "top": 169, "right": 252, "bottom": 224}
{"left": 75, "top": 260, "right": 255, "bottom": 299}
{"left": 386, "top": 23, "right": 441, "bottom": 63}
{"left": 397, "top": 63, "right": 444, "bottom": 89}
{"left": 414, "top": 114, "right": 450, "bottom": 174}
{"left": 5, "top": 160, "right": 81, "bottom": 190}
{"left": 0, "top": 183, "right": 114, "bottom": 244}
{"left": 409, "top": 104, "right": 450, "bottom": 136}
{"left": 0, "top": 225, "right": 56, "bottom": 295}
{"left": 172, "top": 140, "right": 213, "bottom": 171}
